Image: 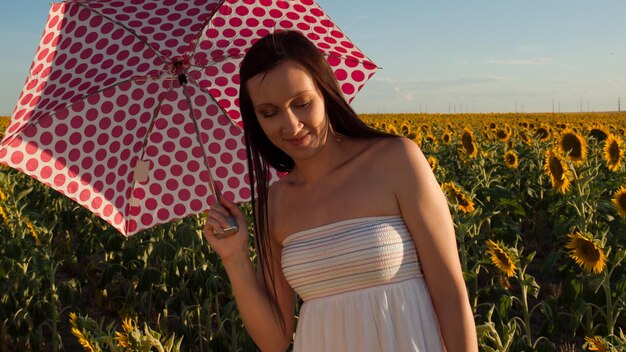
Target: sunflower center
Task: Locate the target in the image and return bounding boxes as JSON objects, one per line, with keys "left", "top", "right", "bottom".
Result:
{"left": 580, "top": 240, "right": 600, "bottom": 261}
{"left": 495, "top": 251, "right": 512, "bottom": 267}
{"left": 618, "top": 194, "right": 626, "bottom": 210}
{"left": 461, "top": 133, "right": 474, "bottom": 151}
{"left": 561, "top": 134, "right": 582, "bottom": 158}
{"left": 549, "top": 157, "right": 564, "bottom": 179}
{"left": 608, "top": 141, "right": 620, "bottom": 161}
{"left": 535, "top": 128, "right": 549, "bottom": 140}
{"left": 589, "top": 128, "right": 608, "bottom": 141}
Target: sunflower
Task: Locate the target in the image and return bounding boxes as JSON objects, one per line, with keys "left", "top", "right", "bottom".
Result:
{"left": 588, "top": 125, "right": 610, "bottom": 141}
{"left": 519, "top": 130, "right": 532, "bottom": 145}
{"left": 427, "top": 156, "right": 437, "bottom": 171}
{"left": 535, "top": 126, "right": 551, "bottom": 142}
{"left": 400, "top": 123, "right": 411, "bottom": 136}
{"left": 565, "top": 232, "right": 607, "bottom": 274}
{"left": 559, "top": 129, "right": 588, "bottom": 164}
{"left": 0, "top": 188, "right": 6, "bottom": 202}
{"left": 495, "top": 127, "right": 511, "bottom": 142}
{"left": 460, "top": 128, "right": 478, "bottom": 158}
{"left": 486, "top": 240, "right": 517, "bottom": 277}
{"left": 24, "top": 217, "right": 41, "bottom": 246}
{"left": 584, "top": 336, "right": 612, "bottom": 351}
{"left": 441, "top": 182, "right": 475, "bottom": 213}
{"left": 504, "top": 150, "right": 519, "bottom": 169}
{"left": 115, "top": 317, "right": 138, "bottom": 348}
{"left": 544, "top": 149, "right": 573, "bottom": 194}
{"left": 0, "top": 204, "right": 7, "bottom": 224}
{"left": 411, "top": 133, "right": 422, "bottom": 147}
{"left": 386, "top": 125, "right": 399, "bottom": 136}
{"left": 441, "top": 131, "right": 452, "bottom": 144}
{"left": 603, "top": 134, "right": 624, "bottom": 172}
{"left": 69, "top": 313, "right": 98, "bottom": 352}
{"left": 423, "top": 134, "right": 438, "bottom": 148}
{"left": 612, "top": 186, "right": 626, "bottom": 218}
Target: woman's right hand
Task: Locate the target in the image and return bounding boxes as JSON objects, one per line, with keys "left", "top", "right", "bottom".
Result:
{"left": 203, "top": 197, "right": 251, "bottom": 263}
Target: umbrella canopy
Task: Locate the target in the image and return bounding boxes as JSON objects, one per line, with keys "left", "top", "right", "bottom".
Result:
{"left": 0, "top": 0, "right": 379, "bottom": 236}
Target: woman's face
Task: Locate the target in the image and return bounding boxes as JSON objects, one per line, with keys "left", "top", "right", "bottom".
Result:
{"left": 246, "top": 60, "right": 329, "bottom": 161}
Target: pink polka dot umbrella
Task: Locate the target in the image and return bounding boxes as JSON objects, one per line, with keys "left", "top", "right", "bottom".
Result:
{"left": 0, "top": 0, "right": 379, "bottom": 236}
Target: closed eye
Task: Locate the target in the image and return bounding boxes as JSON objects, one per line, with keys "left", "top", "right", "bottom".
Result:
{"left": 258, "top": 109, "right": 277, "bottom": 118}
{"left": 294, "top": 100, "right": 311, "bottom": 108}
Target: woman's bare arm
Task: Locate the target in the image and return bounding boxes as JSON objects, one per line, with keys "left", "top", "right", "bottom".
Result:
{"left": 205, "top": 198, "right": 295, "bottom": 352}
{"left": 386, "top": 137, "right": 478, "bottom": 352}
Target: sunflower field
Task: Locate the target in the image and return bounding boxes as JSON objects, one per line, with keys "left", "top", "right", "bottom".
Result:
{"left": 1, "top": 112, "right": 626, "bottom": 351}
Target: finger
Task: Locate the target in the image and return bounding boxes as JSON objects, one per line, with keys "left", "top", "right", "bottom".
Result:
{"left": 204, "top": 217, "right": 225, "bottom": 237}
{"left": 209, "top": 203, "right": 230, "bottom": 218}
{"left": 206, "top": 211, "right": 232, "bottom": 233}
{"left": 219, "top": 198, "right": 246, "bottom": 224}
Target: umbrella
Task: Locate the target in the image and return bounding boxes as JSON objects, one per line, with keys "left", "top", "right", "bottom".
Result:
{"left": 0, "top": 0, "right": 379, "bottom": 236}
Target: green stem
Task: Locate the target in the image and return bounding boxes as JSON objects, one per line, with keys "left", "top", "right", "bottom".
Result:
{"left": 50, "top": 261, "right": 58, "bottom": 352}
{"left": 603, "top": 272, "right": 614, "bottom": 336}
{"left": 518, "top": 265, "right": 533, "bottom": 345}
{"left": 521, "top": 281, "right": 533, "bottom": 344}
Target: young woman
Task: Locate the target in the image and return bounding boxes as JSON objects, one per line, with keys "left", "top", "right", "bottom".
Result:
{"left": 203, "top": 30, "right": 477, "bottom": 352}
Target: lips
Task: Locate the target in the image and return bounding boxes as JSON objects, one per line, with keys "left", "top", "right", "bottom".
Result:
{"left": 285, "top": 132, "right": 309, "bottom": 146}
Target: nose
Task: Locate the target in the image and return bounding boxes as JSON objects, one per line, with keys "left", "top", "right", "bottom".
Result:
{"left": 281, "top": 109, "right": 303, "bottom": 136}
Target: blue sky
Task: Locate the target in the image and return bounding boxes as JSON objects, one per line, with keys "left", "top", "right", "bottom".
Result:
{"left": 1, "top": 1, "right": 624, "bottom": 115}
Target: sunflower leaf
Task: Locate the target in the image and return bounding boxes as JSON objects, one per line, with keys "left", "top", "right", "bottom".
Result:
{"left": 523, "top": 274, "right": 540, "bottom": 298}
{"left": 498, "top": 294, "right": 514, "bottom": 316}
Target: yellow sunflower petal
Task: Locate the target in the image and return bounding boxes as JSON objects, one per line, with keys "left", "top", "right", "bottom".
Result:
{"left": 565, "top": 232, "right": 607, "bottom": 274}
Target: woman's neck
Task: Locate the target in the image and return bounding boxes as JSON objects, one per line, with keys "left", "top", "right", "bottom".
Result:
{"left": 288, "top": 133, "right": 357, "bottom": 185}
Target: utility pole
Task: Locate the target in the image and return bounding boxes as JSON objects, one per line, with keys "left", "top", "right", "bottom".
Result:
{"left": 619, "top": 97, "right": 621, "bottom": 112}
{"left": 580, "top": 97, "right": 583, "bottom": 112}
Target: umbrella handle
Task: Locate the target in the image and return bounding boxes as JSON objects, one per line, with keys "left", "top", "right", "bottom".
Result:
{"left": 208, "top": 179, "right": 239, "bottom": 238}
{"left": 215, "top": 215, "right": 239, "bottom": 239}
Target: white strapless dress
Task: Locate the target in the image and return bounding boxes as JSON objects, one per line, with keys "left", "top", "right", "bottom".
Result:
{"left": 281, "top": 216, "right": 445, "bottom": 352}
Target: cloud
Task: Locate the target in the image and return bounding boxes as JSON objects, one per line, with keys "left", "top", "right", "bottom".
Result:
{"left": 485, "top": 57, "right": 554, "bottom": 65}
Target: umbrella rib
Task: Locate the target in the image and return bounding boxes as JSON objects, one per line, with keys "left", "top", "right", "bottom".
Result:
{"left": 137, "top": 76, "right": 177, "bottom": 163}
{"left": 180, "top": 81, "right": 223, "bottom": 202}
{"left": 187, "top": 0, "right": 228, "bottom": 59}
{"left": 74, "top": 2, "right": 168, "bottom": 64}
{"left": 125, "top": 76, "right": 176, "bottom": 235}
{"left": 186, "top": 74, "right": 244, "bottom": 133}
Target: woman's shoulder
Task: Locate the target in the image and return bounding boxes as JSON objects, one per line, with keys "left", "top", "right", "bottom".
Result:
{"left": 367, "top": 136, "right": 422, "bottom": 165}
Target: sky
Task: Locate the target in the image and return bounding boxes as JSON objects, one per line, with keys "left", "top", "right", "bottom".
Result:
{"left": 0, "top": 1, "right": 625, "bottom": 115}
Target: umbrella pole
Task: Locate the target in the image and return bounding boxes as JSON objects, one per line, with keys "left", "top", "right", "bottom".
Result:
{"left": 179, "top": 76, "right": 238, "bottom": 237}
